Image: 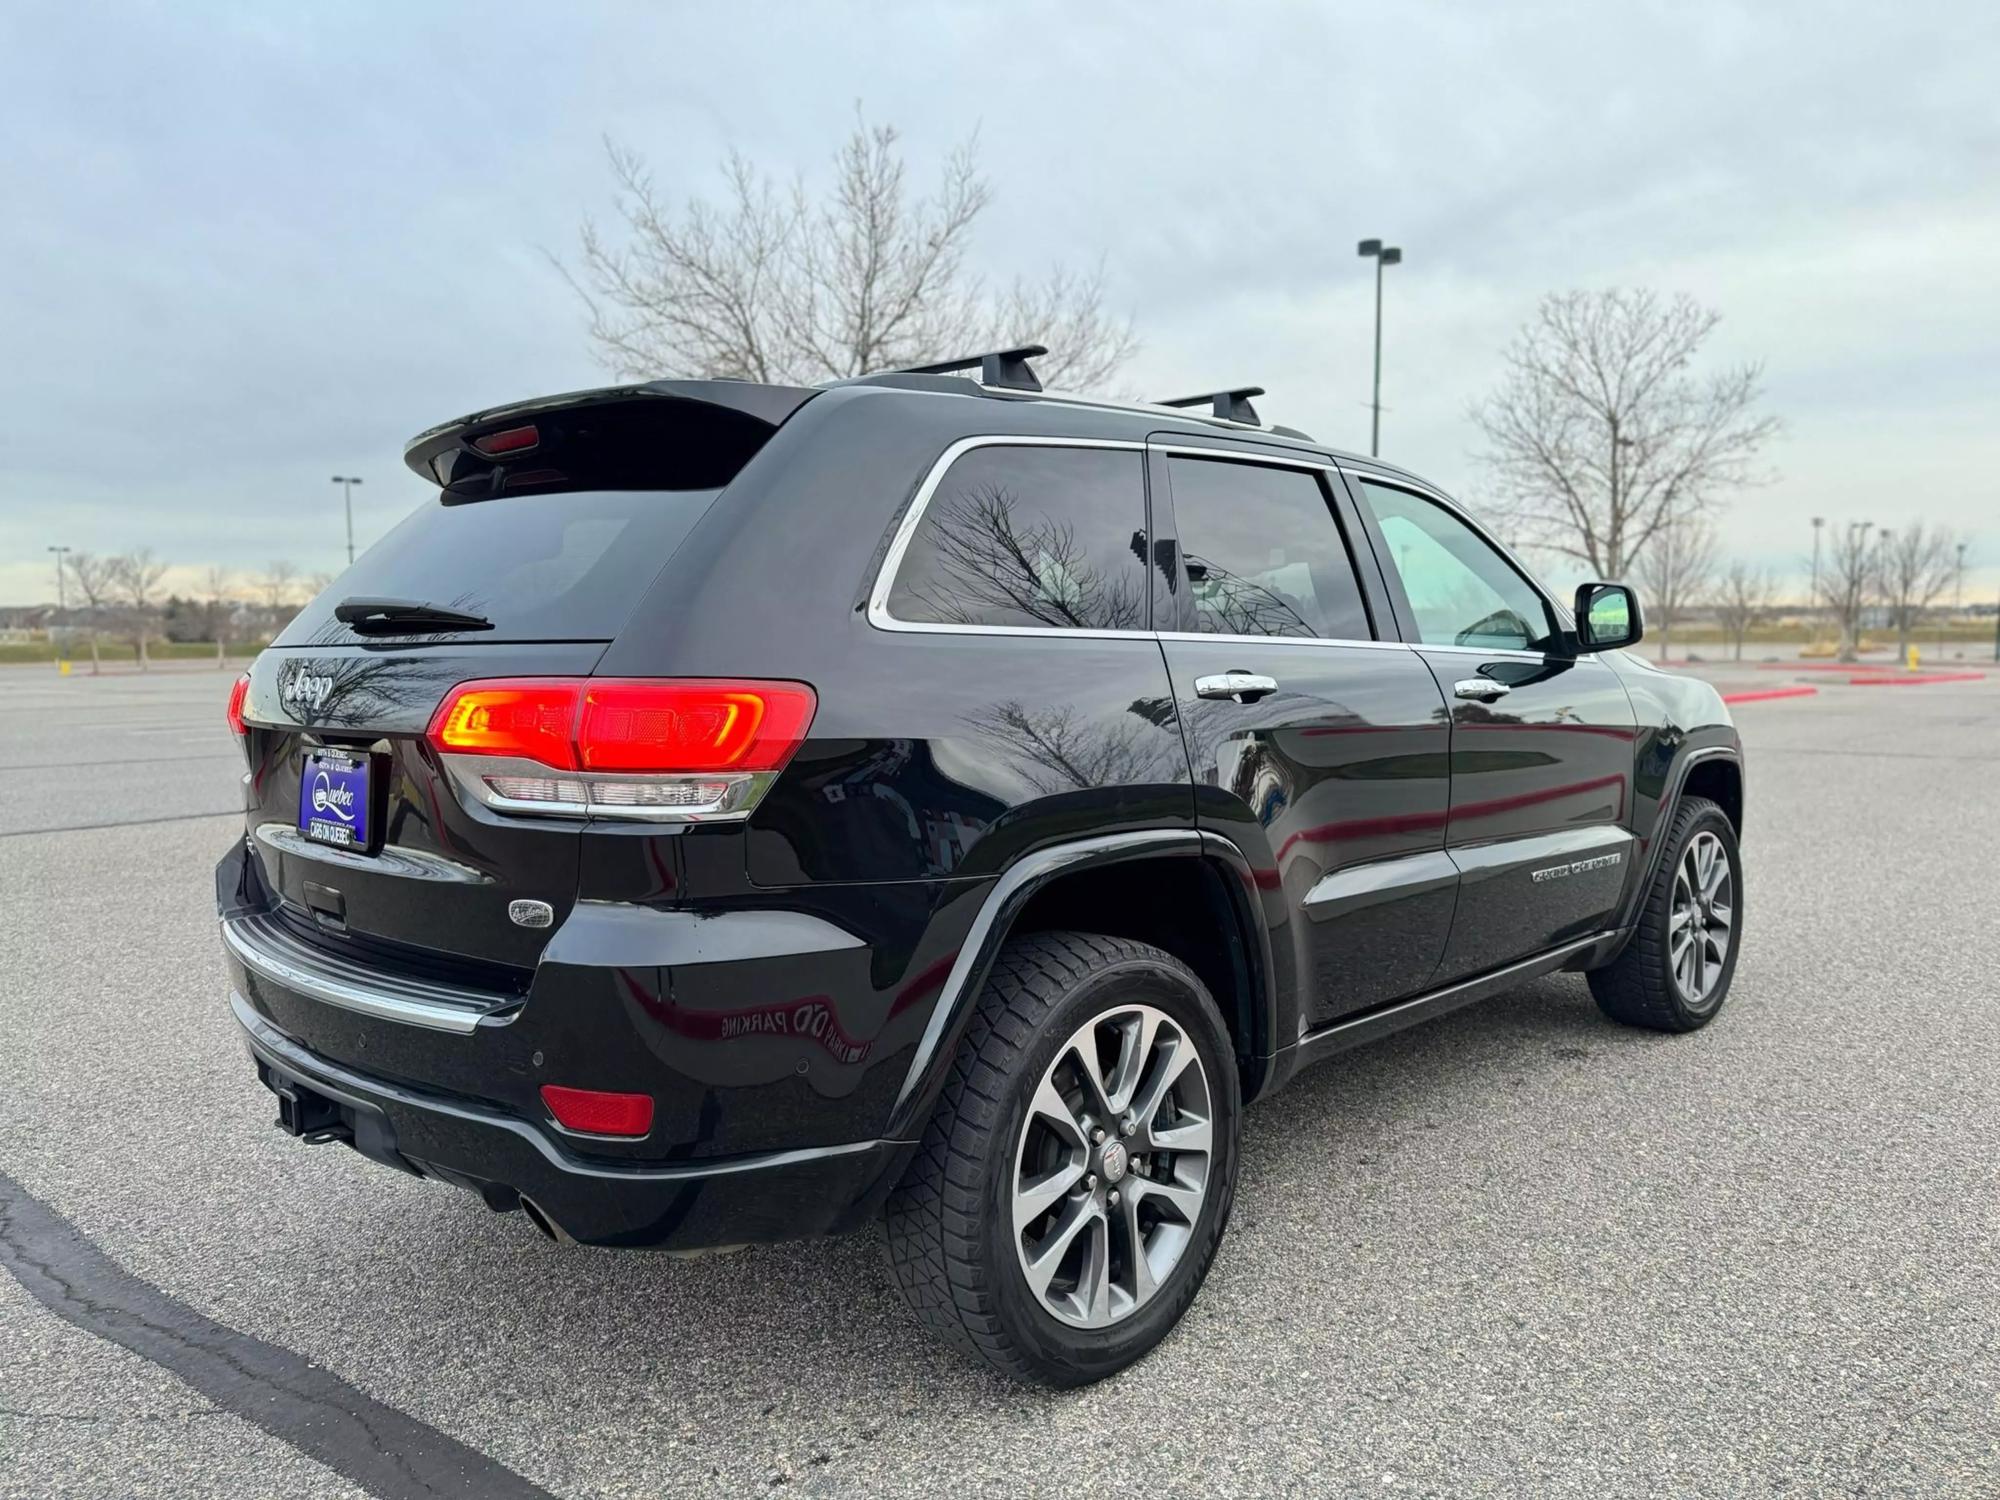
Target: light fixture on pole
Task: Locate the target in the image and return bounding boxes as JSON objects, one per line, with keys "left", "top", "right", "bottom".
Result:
{"left": 1356, "top": 239, "right": 1402, "bottom": 457}
{"left": 330, "top": 476, "right": 364, "bottom": 566}
{"left": 47, "top": 545, "right": 70, "bottom": 615}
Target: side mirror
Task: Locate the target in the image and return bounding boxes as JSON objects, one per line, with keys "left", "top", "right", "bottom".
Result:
{"left": 1574, "top": 582, "right": 1644, "bottom": 652}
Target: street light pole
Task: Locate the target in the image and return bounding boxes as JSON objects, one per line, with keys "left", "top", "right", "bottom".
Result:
{"left": 47, "top": 548, "right": 70, "bottom": 616}
{"left": 330, "top": 476, "right": 363, "bottom": 566}
{"left": 1809, "top": 517, "right": 1824, "bottom": 644}
{"left": 1356, "top": 239, "right": 1402, "bottom": 457}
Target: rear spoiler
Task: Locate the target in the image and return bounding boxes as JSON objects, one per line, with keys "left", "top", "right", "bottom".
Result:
{"left": 402, "top": 379, "right": 819, "bottom": 497}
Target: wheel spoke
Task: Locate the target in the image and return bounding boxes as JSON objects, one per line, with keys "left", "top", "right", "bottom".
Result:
{"left": 1104, "top": 1009, "right": 1160, "bottom": 1116}
{"left": 1065, "top": 1037, "right": 1117, "bottom": 1122}
{"left": 1027, "top": 1074, "right": 1088, "bottom": 1148}
{"left": 1076, "top": 1213, "right": 1112, "bottom": 1324}
{"left": 1707, "top": 899, "right": 1732, "bottom": 932}
{"left": 1143, "top": 1108, "right": 1212, "bottom": 1157}
{"left": 1129, "top": 1033, "right": 1195, "bottom": 1132}
{"left": 1115, "top": 1188, "right": 1156, "bottom": 1306}
{"left": 1013, "top": 1160, "right": 1085, "bottom": 1233}
{"left": 1023, "top": 1196, "right": 1101, "bottom": 1301}
{"left": 1134, "top": 1172, "right": 1204, "bottom": 1224}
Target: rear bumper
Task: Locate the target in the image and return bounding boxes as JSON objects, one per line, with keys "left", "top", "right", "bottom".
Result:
{"left": 232, "top": 993, "right": 909, "bottom": 1250}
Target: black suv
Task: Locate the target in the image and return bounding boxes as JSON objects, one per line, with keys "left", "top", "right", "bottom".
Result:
{"left": 217, "top": 348, "right": 1744, "bottom": 1386}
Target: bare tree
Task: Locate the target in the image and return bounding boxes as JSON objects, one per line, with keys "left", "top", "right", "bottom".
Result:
{"left": 1821, "top": 522, "right": 1878, "bottom": 662}
{"left": 306, "top": 570, "right": 336, "bottom": 600}
{"left": 1632, "top": 514, "right": 1718, "bottom": 663}
{"left": 109, "top": 549, "right": 169, "bottom": 671}
{"left": 1714, "top": 560, "right": 1777, "bottom": 661}
{"left": 64, "top": 550, "right": 115, "bottom": 675}
{"left": 1471, "top": 289, "right": 1779, "bottom": 577}
{"left": 1874, "top": 523, "right": 1960, "bottom": 659}
{"left": 202, "top": 565, "right": 232, "bottom": 668}
{"left": 562, "top": 114, "right": 1137, "bottom": 391}
{"left": 260, "top": 560, "right": 301, "bottom": 614}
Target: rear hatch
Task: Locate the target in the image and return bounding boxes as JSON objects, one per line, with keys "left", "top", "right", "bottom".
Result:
{"left": 240, "top": 382, "right": 814, "bottom": 981}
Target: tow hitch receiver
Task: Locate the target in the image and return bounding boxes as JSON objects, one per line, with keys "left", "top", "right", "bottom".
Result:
{"left": 271, "top": 1076, "right": 351, "bottom": 1145}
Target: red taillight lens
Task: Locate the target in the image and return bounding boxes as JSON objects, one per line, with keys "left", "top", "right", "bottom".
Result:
{"left": 427, "top": 679, "right": 816, "bottom": 774}
{"left": 579, "top": 681, "right": 817, "bottom": 772}
{"left": 540, "top": 1084, "right": 653, "bottom": 1138}
{"left": 429, "top": 681, "right": 582, "bottom": 769}
{"left": 427, "top": 678, "right": 817, "bottom": 822}
{"left": 226, "top": 673, "right": 250, "bottom": 737}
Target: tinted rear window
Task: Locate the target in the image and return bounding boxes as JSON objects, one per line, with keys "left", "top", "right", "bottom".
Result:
{"left": 885, "top": 445, "right": 1148, "bottom": 631}
{"left": 278, "top": 489, "right": 719, "bottom": 645}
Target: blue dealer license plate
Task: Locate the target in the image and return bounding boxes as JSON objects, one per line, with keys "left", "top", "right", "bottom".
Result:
{"left": 298, "top": 750, "right": 371, "bottom": 850}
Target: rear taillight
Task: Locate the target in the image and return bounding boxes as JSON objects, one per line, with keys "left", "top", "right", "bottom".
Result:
{"left": 540, "top": 1084, "right": 653, "bottom": 1138}
{"left": 427, "top": 678, "right": 816, "bottom": 823}
{"left": 226, "top": 673, "right": 250, "bottom": 738}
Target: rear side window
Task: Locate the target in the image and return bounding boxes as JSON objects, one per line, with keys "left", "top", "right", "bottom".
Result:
{"left": 1167, "top": 457, "right": 1372, "bottom": 640}
{"left": 278, "top": 489, "right": 720, "bottom": 645}
{"left": 885, "top": 445, "right": 1149, "bottom": 630}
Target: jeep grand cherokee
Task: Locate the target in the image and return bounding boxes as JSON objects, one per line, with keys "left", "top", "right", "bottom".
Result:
{"left": 217, "top": 347, "right": 1745, "bottom": 1386}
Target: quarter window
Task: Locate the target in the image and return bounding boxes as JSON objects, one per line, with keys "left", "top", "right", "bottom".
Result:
{"left": 1167, "top": 457, "right": 1372, "bottom": 640}
{"left": 1358, "top": 482, "right": 1555, "bottom": 652}
{"left": 886, "top": 445, "right": 1148, "bottom": 631}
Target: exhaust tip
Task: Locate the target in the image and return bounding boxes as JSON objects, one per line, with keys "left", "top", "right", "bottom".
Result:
{"left": 517, "top": 1196, "right": 572, "bottom": 1244}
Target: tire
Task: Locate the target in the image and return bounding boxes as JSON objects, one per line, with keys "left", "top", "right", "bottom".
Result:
{"left": 882, "top": 930, "right": 1241, "bottom": 1387}
{"left": 1588, "top": 795, "right": 1743, "bottom": 1032}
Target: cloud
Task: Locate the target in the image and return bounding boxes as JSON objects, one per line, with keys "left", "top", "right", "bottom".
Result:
{"left": 5, "top": 1, "right": 1997, "bottom": 604}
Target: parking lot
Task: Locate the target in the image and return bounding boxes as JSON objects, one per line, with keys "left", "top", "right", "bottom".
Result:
{"left": 2, "top": 661, "right": 1995, "bottom": 1498}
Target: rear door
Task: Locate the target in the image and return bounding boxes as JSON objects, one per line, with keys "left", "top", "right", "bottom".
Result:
{"left": 1151, "top": 444, "right": 1454, "bottom": 1026}
{"left": 1349, "top": 476, "right": 1638, "bottom": 980}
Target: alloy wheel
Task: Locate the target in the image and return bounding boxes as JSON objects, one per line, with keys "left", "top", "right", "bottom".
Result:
{"left": 1669, "top": 830, "right": 1734, "bottom": 1007}
{"left": 1011, "top": 1003, "right": 1213, "bottom": 1329}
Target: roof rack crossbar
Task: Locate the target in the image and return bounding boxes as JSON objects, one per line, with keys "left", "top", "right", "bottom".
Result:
{"left": 900, "top": 344, "right": 1047, "bottom": 392}
{"left": 1155, "top": 387, "right": 1267, "bottom": 425}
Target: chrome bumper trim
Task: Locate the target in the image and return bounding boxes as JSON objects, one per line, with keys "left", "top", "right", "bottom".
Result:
{"left": 221, "top": 912, "right": 516, "bottom": 1034}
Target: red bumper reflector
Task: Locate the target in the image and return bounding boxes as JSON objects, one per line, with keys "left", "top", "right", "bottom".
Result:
{"left": 539, "top": 1085, "right": 654, "bottom": 1138}
{"left": 226, "top": 673, "right": 250, "bottom": 737}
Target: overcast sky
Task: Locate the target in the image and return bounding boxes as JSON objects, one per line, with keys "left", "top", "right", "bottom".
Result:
{"left": 4, "top": 1, "right": 1996, "bottom": 606}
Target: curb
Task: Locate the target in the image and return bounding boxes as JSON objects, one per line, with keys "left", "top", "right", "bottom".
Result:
{"left": 1721, "top": 686, "right": 1819, "bottom": 705}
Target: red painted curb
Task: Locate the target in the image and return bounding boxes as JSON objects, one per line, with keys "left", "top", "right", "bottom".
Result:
{"left": 1846, "top": 672, "right": 1986, "bottom": 687}
{"left": 1757, "top": 661, "right": 1896, "bottom": 672}
{"left": 1721, "top": 686, "right": 1820, "bottom": 705}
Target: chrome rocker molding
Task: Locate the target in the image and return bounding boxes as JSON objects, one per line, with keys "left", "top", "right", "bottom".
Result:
{"left": 221, "top": 910, "right": 519, "bottom": 1034}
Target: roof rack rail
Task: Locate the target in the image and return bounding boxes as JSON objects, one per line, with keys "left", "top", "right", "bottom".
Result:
{"left": 1155, "top": 387, "right": 1266, "bottom": 425}
{"left": 900, "top": 344, "right": 1046, "bottom": 392}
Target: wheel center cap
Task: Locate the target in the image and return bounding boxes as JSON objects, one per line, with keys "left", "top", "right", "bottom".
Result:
{"left": 1098, "top": 1139, "right": 1129, "bottom": 1185}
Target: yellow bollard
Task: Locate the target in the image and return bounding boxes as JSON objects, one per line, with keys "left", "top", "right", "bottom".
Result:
{"left": 58, "top": 659, "right": 71, "bottom": 676}
{"left": 1907, "top": 644, "right": 1920, "bottom": 671}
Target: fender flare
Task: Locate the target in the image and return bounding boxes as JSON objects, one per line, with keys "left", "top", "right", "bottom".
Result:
{"left": 1611, "top": 743, "right": 1744, "bottom": 936}
{"left": 883, "top": 828, "right": 1285, "bottom": 1138}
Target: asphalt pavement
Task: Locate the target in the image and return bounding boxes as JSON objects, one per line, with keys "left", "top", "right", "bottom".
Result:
{"left": 1, "top": 660, "right": 1995, "bottom": 1498}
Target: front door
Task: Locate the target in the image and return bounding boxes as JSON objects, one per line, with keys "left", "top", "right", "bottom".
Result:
{"left": 1349, "top": 477, "right": 1638, "bottom": 981}
{"left": 1151, "top": 444, "right": 1454, "bottom": 1028}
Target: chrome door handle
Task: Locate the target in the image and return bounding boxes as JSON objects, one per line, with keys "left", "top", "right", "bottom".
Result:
{"left": 1194, "top": 671, "right": 1280, "bottom": 704}
{"left": 1453, "top": 678, "right": 1511, "bottom": 700}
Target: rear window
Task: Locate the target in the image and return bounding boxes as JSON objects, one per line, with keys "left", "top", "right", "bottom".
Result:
{"left": 885, "top": 444, "right": 1148, "bottom": 631}
{"left": 278, "top": 489, "right": 719, "bottom": 645}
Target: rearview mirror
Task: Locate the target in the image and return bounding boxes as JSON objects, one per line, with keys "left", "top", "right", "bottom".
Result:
{"left": 1574, "top": 582, "right": 1644, "bottom": 652}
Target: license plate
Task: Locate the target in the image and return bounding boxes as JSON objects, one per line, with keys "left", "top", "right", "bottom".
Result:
{"left": 298, "top": 749, "right": 371, "bottom": 850}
